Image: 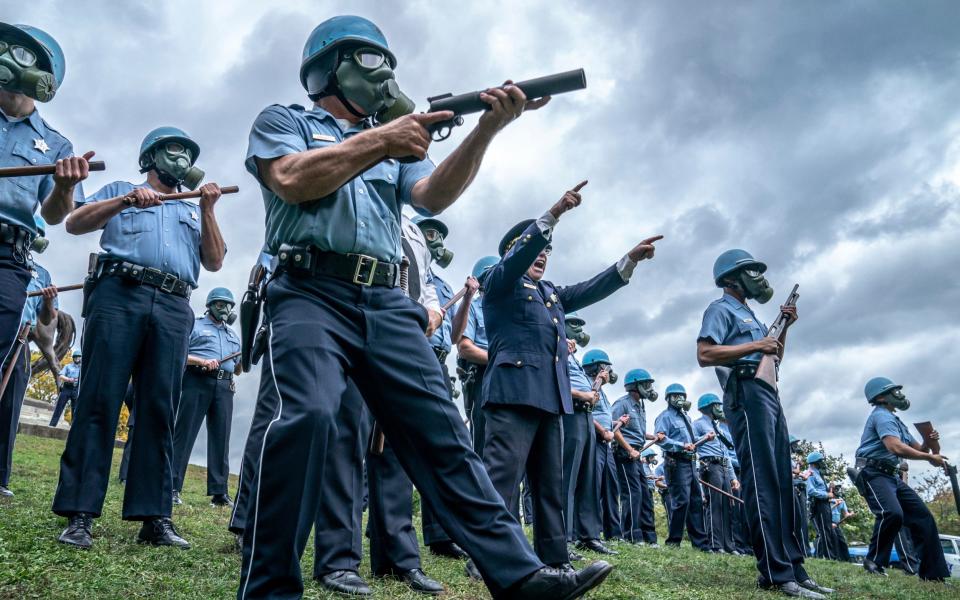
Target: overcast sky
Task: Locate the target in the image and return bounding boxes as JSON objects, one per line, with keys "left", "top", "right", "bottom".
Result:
{"left": 11, "top": 1, "right": 960, "bottom": 482}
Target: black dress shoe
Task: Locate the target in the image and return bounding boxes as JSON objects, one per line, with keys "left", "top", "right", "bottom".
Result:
{"left": 863, "top": 559, "right": 887, "bottom": 576}
{"left": 758, "top": 580, "right": 825, "bottom": 599}
{"left": 398, "top": 569, "right": 444, "bottom": 595}
{"left": 465, "top": 559, "right": 483, "bottom": 581}
{"left": 503, "top": 561, "right": 614, "bottom": 600}
{"left": 576, "top": 538, "right": 619, "bottom": 556}
{"left": 137, "top": 517, "right": 190, "bottom": 549}
{"left": 210, "top": 494, "right": 234, "bottom": 508}
{"left": 567, "top": 545, "right": 584, "bottom": 562}
{"left": 548, "top": 562, "right": 576, "bottom": 573}
{"left": 799, "top": 579, "right": 834, "bottom": 594}
{"left": 317, "top": 570, "right": 371, "bottom": 596}
{"left": 172, "top": 491, "right": 183, "bottom": 505}
{"left": 0, "top": 486, "right": 13, "bottom": 497}
{"left": 58, "top": 513, "right": 93, "bottom": 549}
{"left": 428, "top": 540, "right": 468, "bottom": 559}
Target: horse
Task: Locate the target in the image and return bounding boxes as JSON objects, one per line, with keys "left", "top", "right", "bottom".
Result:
{"left": 29, "top": 310, "right": 76, "bottom": 386}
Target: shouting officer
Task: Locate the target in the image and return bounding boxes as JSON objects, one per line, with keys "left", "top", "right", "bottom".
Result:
{"left": 50, "top": 349, "right": 81, "bottom": 427}
{"left": 479, "top": 180, "right": 661, "bottom": 572}
{"left": 172, "top": 287, "right": 242, "bottom": 508}
{"left": 453, "top": 255, "right": 498, "bottom": 454}
{"left": 238, "top": 15, "right": 614, "bottom": 600}
{"left": 0, "top": 224, "right": 57, "bottom": 497}
{"left": 0, "top": 22, "right": 90, "bottom": 376}
{"left": 805, "top": 451, "right": 838, "bottom": 561}
{"left": 653, "top": 384, "right": 710, "bottom": 551}
{"left": 697, "top": 249, "right": 831, "bottom": 598}
{"left": 567, "top": 347, "right": 616, "bottom": 556}
{"left": 852, "top": 377, "right": 949, "bottom": 581}
{"left": 694, "top": 393, "right": 740, "bottom": 554}
{"left": 54, "top": 126, "right": 225, "bottom": 549}
{"left": 610, "top": 368, "right": 662, "bottom": 546}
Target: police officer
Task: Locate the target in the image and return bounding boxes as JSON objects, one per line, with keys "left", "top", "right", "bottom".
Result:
{"left": 172, "top": 287, "right": 241, "bottom": 507}
{"left": 453, "top": 255, "right": 497, "bottom": 455}
{"left": 479, "top": 181, "right": 660, "bottom": 572}
{"left": 567, "top": 347, "right": 616, "bottom": 556}
{"left": 805, "top": 452, "right": 838, "bottom": 561}
{"left": 50, "top": 348, "right": 81, "bottom": 427}
{"left": 654, "top": 460, "right": 669, "bottom": 514}
{"left": 694, "top": 393, "right": 740, "bottom": 554}
{"left": 697, "top": 249, "right": 831, "bottom": 598}
{"left": 653, "top": 384, "right": 710, "bottom": 551}
{"left": 54, "top": 126, "right": 225, "bottom": 549}
{"left": 0, "top": 233, "right": 57, "bottom": 497}
{"left": 610, "top": 368, "right": 662, "bottom": 546}
{"left": 0, "top": 22, "right": 90, "bottom": 378}
{"left": 589, "top": 347, "right": 622, "bottom": 543}
{"left": 828, "top": 484, "right": 852, "bottom": 562}
{"left": 852, "top": 377, "right": 949, "bottom": 581}
{"left": 238, "top": 15, "right": 613, "bottom": 599}
{"left": 789, "top": 435, "right": 811, "bottom": 556}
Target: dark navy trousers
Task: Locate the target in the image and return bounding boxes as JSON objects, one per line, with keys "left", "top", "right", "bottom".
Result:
{"left": 614, "top": 451, "right": 643, "bottom": 542}
{"left": 52, "top": 276, "right": 193, "bottom": 520}
{"left": 49, "top": 384, "right": 78, "bottom": 427}
{"left": 172, "top": 371, "right": 235, "bottom": 495}
{"left": 731, "top": 467, "right": 751, "bottom": 554}
{"left": 0, "top": 245, "right": 30, "bottom": 370}
{"left": 562, "top": 409, "right": 600, "bottom": 541}
{"left": 664, "top": 457, "right": 708, "bottom": 549}
{"left": 724, "top": 377, "right": 808, "bottom": 585}
{"left": 366, "top": 431, "right": 424, "bottom": 575}
{"left": 464, "top": 364, "right": 486, "bottom": 456}
{"left": 0, "top": 346, "right": 28, "bottom": 487}
{"left": 700, "top": 461, "right": 734, "bottom": 552}
{"left": 595, "top": 440, "right": 621, "bottom": 540}
{"left": 237, "top": 272, "right": 541, "bottom": 600}
{"left": 860, "top": 467, "right": 949, "bottom": 580}
{"left": 810, "top": 497, "right": 839, "bottom": 560}
{"left": 793, "top": 484, "right": 810, "bottom": 556}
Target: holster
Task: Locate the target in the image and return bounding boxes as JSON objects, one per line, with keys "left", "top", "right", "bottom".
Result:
{"left": 240, "top": 262, "right": 268, "bottom": 373}
{"left": 81, "top": 253, "right": 100, "bottom": 319}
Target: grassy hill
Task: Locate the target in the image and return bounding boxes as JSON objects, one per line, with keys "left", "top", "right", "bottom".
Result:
{"left": 0, "top": 434, "right": 956, "bottom": 599}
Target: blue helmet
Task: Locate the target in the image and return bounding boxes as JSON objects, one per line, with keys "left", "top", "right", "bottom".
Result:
{"left": 697, "top": 393, "right": 721, "bottom": 410}
{"left": 665, "top": 383, "right": 686, "bottom": 397}
{"left": 789, "top": 435, "right": 799, "bottom": 444}
{"left": 0, "top": 23, "right": 66, "bottom": 97}
{"left": 582, "top": 349, "right": 611, "bottom": 367}
{"left": 713, "top": 249, "right": 767, "bottom": 287}
{"left": 206, "top": 287, "right": 235, "bottom": 307}
{"left": 33, "top": 214, "right": 46, "bottom": 236}
{"left": 564, "top": 311, "right": 585, "bottom": 327}
{"left": 472, "top": 255, "right": 499, "bottom": 279}
{"left": 300, "top": 16, "right": 396, "bottom": 95}
{"left": 641, "top": 448, "right": 657, "bottom": 458}
{"left": 864, "top": 377, "right": 901, "bottom": 403}
{"left": 138, "top": 126, "right": 200, "bottom": 169}
{"left": 806, "top": 451, "right": 824, "bottom": 465}
{"left": 624, "top": 368, "right": 653, "bottom": 385}
{"left": 412, "top": 215, "right": 449, "bottom": 239}
{"left": 71, "top": 349, "right": 81, "bottom": 358}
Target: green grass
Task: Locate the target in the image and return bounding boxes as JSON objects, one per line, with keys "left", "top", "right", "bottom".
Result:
{"left": 0, "top": 434, "right": 957, "bottom": 599}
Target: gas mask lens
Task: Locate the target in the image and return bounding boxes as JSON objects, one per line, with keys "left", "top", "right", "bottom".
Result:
{"left": 0, "top": 42, "right": 37, "bottom": 67}
{"left": 350, "top": 48, "right": 388, "bottom": 70}
{"left": 165, "top": 142, "right": 185, "bottom": 154}
{"left": 424, "top": 228, "right": 443, "bottom": 243}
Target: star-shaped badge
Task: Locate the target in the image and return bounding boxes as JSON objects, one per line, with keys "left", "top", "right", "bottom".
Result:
{"left": 190, "top": 211, "right": 198, "bottom": 221}
{"left": 33, "top": 138, "right": 50, "bottom": 154}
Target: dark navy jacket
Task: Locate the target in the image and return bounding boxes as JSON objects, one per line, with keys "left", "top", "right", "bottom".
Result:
{"left": 481, "top": 221, "right": 628, "bottom": 414}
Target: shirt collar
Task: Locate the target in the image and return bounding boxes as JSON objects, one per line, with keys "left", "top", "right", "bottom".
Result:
{"left": 0, "top": 107, "right": 47, "bottom": 136}
{"left": 307, "top": 105, "right": 367, "bottom": 133}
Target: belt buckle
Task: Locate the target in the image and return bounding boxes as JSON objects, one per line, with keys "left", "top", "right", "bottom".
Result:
{"left": 216, "top": 369, "right": 224, "bottom": 380}
{"left": 351, "top": 254, "right": 378, "bottom": 286}
{"left": 160, "top": 273, "right": 178, "bottom": 293}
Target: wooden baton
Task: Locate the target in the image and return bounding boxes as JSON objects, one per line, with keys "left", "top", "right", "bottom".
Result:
{"left": 0, "top": 161, "right": 106, "bottom": 178}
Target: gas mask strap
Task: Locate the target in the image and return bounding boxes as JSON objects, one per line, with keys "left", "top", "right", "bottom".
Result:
{"left": 334, "top": 86, "right": 370, "bottom": 120}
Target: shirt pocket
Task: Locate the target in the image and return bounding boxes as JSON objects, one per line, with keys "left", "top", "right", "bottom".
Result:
{"left": 11, "top": 141, "right": 53, "bottom": 190}
{"left": 736, "top": 318, "right": 763, "bottom": 342}
{"left": 512, "top": 287, "right": 544, "bottom": 323}
{"left": 178, "top": 205, "right": 201, "bottom": 245}
{"left": 120, "top": 207, "right": 159, "bottom": 234}
{"left": 360, "top": 160, "right": 401, "bottom": 207}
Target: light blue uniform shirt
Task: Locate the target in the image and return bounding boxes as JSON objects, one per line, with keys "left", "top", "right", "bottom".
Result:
{"left": 22, "top": 263, "right": 55, "bottom": 325}
{"left": 855, "top": 406, "right": 916, "bottom": 465}
{"left": 698, "top": 293, "right": 769, "bottom": 385}
{"left": 643, "top": 461, "right": 656, "bottom": 489}
{"left": 462, "top": 296, "right": 488, "bottom": 350}
{"left": 83, "top": 181, "right": 204, "bottom": 287}
{"left": 0, "top": 109, "right": 83, "bottom": 236}
{"left": 567, "top": 355, "right": 592, "bottom": 393}
{"left": 831, "top": 499, "right": 848, "bottom": 523}
{"left": 593, "top": 388, "right": 613, "bottom": 431}
{"left": 611, "top": 393, "right": 647, "bottom": 446}
{"left": 188, "top": 315, "right": 242, "bottom": 373}
{"left": 427, "top": 271, "right": 453, "bottom": 351}
{"left": 244, "top": 104, "right": 435, "bottom": 262}
{"left": 62, "top": 361, "right": 81, "bottom": 384}
{"left": 655, "top": 405, "right": 697, "bottom": 454}
{"left": 806, "top": 466, "right": 828, "bottom": 499}
{"left": 654, "top": 463, "right": 665, "bottom": 481}
{"left": 693, "top": 414, "right": 737, "bottom": 482}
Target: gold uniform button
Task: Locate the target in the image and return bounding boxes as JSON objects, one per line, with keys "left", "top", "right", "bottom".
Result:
{"left": 516, "top": 360, "right": 523, "bottom": 366}
{"left": 552, "top": 317, "right": 558, "bottom": 324}
{"left": 555, "top": 356, "right": 559, "bottom": 363}
{"left": 527, "top": 295, "right": 533, "bottom": 301}
{"left": 545, "top": 301, "right": 552, "bottom": 307}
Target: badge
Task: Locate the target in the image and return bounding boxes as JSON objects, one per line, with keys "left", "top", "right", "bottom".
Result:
{"left": 742, "top": 318, "right": 753, "bottom": 323}
{"left": 312, "top": 133, "right": 336, "bottom": 142}
{"left": 523, "top": 283, "right": 537, "bottom": 289}
{"left": 190, "top": 211, "right": 198, "bottom": 221}
{"left": 550, "top": 293, "right": 558, "bottom": 302}
{"left": 33, "top": 138, "right": 50, "bottom": 154}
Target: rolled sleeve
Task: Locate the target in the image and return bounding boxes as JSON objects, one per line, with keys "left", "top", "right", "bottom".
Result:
{"left": 698, "top": 303, "right": 730, "bottom": 345}
{"left": 400, "top": 155, "right": 436, "bottom": 209}
{"left": 873, "top": 413, "right": 902, "bottom": 440}
{"left": 244, "top": 106, "right": 309, "bottom": 182}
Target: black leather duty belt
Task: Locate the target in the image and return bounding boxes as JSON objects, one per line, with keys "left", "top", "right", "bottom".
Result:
{"left": 433, "top": 347, "right": 449, "bottom": 363}
{"left": 856, "top": 457, "right": 899, "bottom": 476}
{"left": 186, "top": 365, "right": 234, "bottom": 381}
{"left": 700, "top": 456, "right": 728, "bottom": 466}
{"left": 277, "top": 245, "right": 399, "bottom": 288}
{"left": 96, "top": 260, "right": 192, "bottom": 298}
{"left": 666, "top": 452, "right": 695, "bottom": 463}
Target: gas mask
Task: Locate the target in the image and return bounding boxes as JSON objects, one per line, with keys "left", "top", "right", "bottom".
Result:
{"left": 73, "top": 357, "right": 81, "bottom": 365}
{"left": 608, "top": 370, "right": 619, "bottom": 385}
{"left": 0, "top": 40, "right": 56, "bottom": 102}
{"left": 31, "top": 235, "right": 48, "bottom": 254}
{"left": 710, "top": 404, "right": 725, "bottom": 420}
{"left": 423, "top": 228, "right": 453, "bottom": 268}
{"left": 334, "top": 47, "right": 414, "bottom": 123}
{"left": 635, "top": 381, "right": 658, "bottom": 402}
{"left": 564, "top": 322, "right": 590, "bottom": 348}
{"left": 152, "top": 142, "right": 204, "bottom": 191}
{"left": 738, "top": 268, "right": 774, "bottom": 304}
{"left": 884, "top": 388, "right": 910, "bottom": 411}
{"left": 668, "top": 393, "right": 690, "bottom": 412}
{"left": 209, "top": 301, "right": 236, "bottom": 325}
